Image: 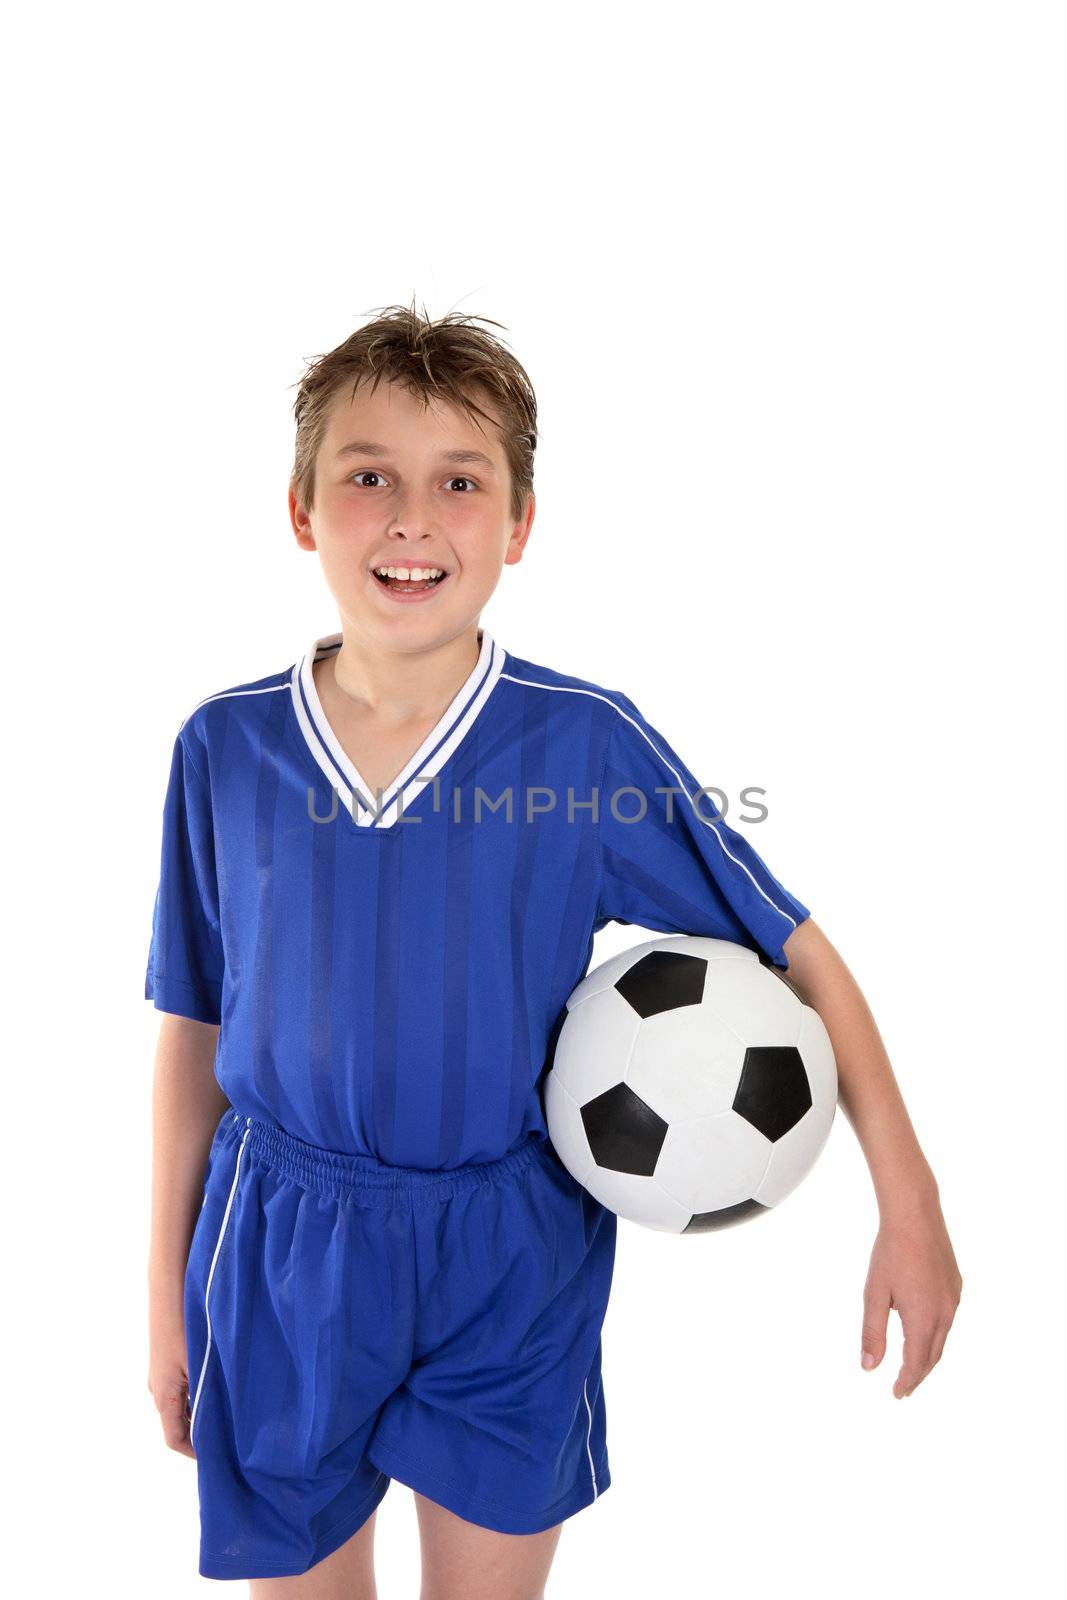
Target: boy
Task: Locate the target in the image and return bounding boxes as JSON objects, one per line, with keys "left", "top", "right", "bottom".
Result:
{"left": 146, "top": 304, "right": 962, "bottom": 1596}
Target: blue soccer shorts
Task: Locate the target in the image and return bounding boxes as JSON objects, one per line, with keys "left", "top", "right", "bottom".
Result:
{"left": 183, "top": 1109, "right": 617, "bottom": 1580}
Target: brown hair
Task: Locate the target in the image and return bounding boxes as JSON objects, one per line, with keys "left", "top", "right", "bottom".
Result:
{"left": 289, "top": 298, "right": 538, "bottom": 524}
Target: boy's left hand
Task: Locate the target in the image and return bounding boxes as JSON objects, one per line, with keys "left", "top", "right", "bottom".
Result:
{"left": 860, "top": 1194, "right": 963, "bottom": 1397}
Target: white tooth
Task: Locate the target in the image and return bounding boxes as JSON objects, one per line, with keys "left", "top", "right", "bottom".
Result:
{"left": 375, "top": 564, "right": 444, "bottom": 580}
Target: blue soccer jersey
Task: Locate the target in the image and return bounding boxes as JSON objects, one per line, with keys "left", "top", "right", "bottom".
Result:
{"left": 145, "top": 627, "right": 810, "bottom": 1167}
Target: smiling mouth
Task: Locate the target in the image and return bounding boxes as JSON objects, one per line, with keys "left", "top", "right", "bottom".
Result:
{"left": 372, "top": 567, "right": 449, "bottom": 594}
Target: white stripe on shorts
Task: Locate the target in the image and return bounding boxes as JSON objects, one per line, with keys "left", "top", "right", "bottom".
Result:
{"left": 582, "top": 1376, "right": 599, "bottom": 1497}
{"left": 188, "top": 1116, "right": 252, "bottom": 1443}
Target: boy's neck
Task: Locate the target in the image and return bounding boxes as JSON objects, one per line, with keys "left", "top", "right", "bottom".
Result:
{"left": 319, "top": 621, "right": 483, "bottom": 721}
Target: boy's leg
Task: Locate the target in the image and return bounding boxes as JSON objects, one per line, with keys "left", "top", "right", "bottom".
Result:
{"left": 249, "top": 1507, "right": 380, "bottom": 1600}
{"left": 415, "top": 1493, "right": 563, "bottom": 1600}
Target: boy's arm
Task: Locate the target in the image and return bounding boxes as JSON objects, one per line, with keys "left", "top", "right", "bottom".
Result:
{"left": 782, "top": 917, "right": 963, "bottom": 1397}
{"left": 147, "top": 1013, "right": 230, "bottom": 1453}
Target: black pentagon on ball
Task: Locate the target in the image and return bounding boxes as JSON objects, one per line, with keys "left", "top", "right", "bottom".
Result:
{"left": 615, "top": 950, "right": 707, "bottom": 1018}
{"left": 733, "top": 1046, "right": 812, "bottom": 1141}
{"left": 581, "top": 1082, "right": 668, "bottom": 1176}
{"left": 684, "top": 1198, "right": 769, "bottom": 1233}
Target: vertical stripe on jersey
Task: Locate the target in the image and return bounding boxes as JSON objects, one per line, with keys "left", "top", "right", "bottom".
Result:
{"left": 435, "top": 744, "right": 477, "bottom": 1168}
{"left": 250, "top": 690, "right": 300, "bottom": 1130}
{"left": 307, "top": 789, "right": 341, "bottom": 1139}
{"left": 507, "top": 689, "right": 550, "bottom": 1140}
{"left": 547, "top": 695, "right": 611, "bottom": 1024}
{"left": 371, "top": 833, "right": 405, "bottom": 1156}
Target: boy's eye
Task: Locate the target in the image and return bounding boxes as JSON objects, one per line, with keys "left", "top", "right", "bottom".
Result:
{"left": 353, "top": 471, "right": 386, "bottom": 488}
{"left": 447, "top": 477, "right": 476, "bottom": 492}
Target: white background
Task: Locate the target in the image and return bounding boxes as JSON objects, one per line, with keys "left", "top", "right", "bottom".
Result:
{"left": 4, "top": 2, "right": 1063, "bottom": 1595}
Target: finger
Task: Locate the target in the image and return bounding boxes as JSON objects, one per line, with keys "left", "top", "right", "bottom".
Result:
{"left": 911, "top": 1307, "right": 956, "bottom": 1388}
{"left": 894, "top": 1318, "right": 937, "bottom": 1398}
{"left": 926, "top": 1315, "right": 954, "bottom": 1370}
{"left": 160, "top": 1385, "right": 197, "bottom": 1458}
{"left": 861, "top": 1277, "right": 891, "bottom": 1370}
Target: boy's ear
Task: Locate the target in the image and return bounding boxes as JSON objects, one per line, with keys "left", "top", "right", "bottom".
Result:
{"left": 289, "top": 482, "right": 316, "bottom": 551}
{"left": 505, "top": 491, "right": 536, "bottom": 564}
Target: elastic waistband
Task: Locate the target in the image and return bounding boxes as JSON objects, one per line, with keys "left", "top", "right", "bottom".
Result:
{"left": 226, "top": 1110, "right": 555, "bottom": 1204}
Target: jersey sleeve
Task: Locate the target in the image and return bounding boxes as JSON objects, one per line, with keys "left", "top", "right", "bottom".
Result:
{"left": 144, "top": 729, "right": 225, "bottom": 1024}
{"left": 595, "top": 696, "right": 810, "bottom": 969}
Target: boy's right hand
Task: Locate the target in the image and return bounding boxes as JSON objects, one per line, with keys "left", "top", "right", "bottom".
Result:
{"left": 148, "top": 1317, "right": 196, "bottom": 1459}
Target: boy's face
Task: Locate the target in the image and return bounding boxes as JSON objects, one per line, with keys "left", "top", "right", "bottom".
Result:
{"left": 289, "top": 379, "right": 534, "bottom": 653}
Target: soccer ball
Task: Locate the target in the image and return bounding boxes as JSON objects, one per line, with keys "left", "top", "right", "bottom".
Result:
{"left": 542, "top": 935, "right": 837, "bottom": 1233}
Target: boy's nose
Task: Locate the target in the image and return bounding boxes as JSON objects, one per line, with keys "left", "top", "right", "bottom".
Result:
{"left": 387, "top": 497, "right": 438, "bottom": 539}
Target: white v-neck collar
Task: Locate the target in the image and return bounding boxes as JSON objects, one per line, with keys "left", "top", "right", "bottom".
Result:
{"left": 290, "top": 626, "right": 505, "bottom": 830}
